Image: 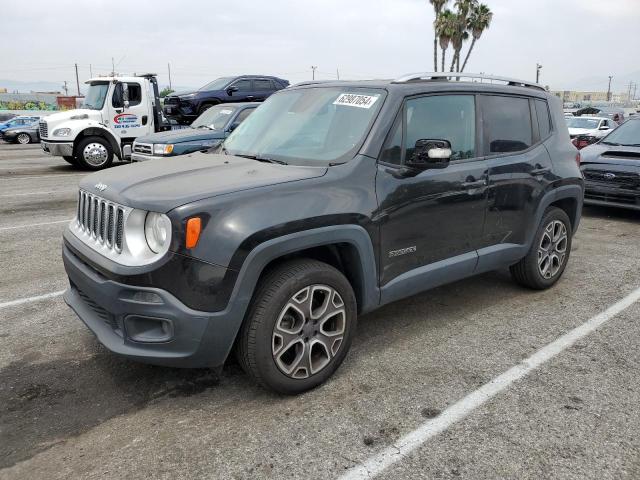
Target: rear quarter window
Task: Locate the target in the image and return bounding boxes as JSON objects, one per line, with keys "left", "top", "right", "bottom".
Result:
{"left": 534, "top": 99, "right": 552, "bottom": 139}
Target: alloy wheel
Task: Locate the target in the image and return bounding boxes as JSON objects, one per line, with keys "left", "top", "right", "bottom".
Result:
{"left": 272, "top": 285, "right": 346, "bottom": 379}
{"left": 537, "top": 220, "right": 568, "bottom": 279}
{"left": 17, "top": 133, "right": 31, "bottom": 144}
{"left": 82, "top": 142, "right": 109, "bottom": 166}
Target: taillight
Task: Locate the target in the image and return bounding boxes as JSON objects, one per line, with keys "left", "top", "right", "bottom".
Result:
{"left": 575, "top": 152, "right": 581, "bottom": 166}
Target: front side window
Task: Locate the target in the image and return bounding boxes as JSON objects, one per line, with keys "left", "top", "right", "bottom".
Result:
{"left": 234, "top": 108, "right": 255, "bottom": 124}
{"left": 191, "top": 105, "right": 238, "bottom": 130}
{"left": 112, "top": 82, "right": 142, "bottom": 107}
{"left": 404, "top": 95, "right": 476, "bottom": 161}
{"left": 81, "top": 82, "right": 109, "bottom": 110}
{"left": 224, "top": 87, "right": 386, "bottom": 166}
{"left": 231, "top": 79, "right": 252, "bottom": 92}
{"left": 199, "top": 77, "right": 233, "bottom": 91}
{"left": 481, "top": 96, "right": 532, "bottom": 154}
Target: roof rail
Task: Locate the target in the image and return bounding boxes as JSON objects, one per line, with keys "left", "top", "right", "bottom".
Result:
{"left": 393, "top": 72, "right": 546, "bottom": 91}
{"left": 291, "top": 80, "right": 336, "bottom": 87}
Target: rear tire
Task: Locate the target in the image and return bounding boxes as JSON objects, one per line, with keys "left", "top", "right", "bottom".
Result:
{"left": 76, "top": 136, "right": 113, "bottom": 170}
{"left": 17, "top": 133, "right": 32, "bottom": 144}
{"left": 510, "top": 207, "right": 572, "bottom": 290}
{"left": 237, "top": 259, "right": 357, "bottom": 395}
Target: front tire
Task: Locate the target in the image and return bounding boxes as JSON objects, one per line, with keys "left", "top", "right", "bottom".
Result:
{"left": 17, "top": 133, "right": 32, "bottom": 144}
{"left": 237, "top": 259, "right": 357, "bottom": 395}
{"left": 63, "top": 155, "right": 79, "bottom": 166}
{"left": 76, "top": 136, "right": 113, "bottom": 170}
{"left": 510, "top": 207, "right": 572, "bottom": 289}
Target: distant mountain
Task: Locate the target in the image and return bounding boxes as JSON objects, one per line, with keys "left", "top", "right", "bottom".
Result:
{"left": 0, "top": 79, "right": 67, "bottom": 94}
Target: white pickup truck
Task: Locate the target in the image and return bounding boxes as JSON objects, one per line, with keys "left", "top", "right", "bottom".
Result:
{"left": 39, "top": 74, "right": 167, "bottom": 170}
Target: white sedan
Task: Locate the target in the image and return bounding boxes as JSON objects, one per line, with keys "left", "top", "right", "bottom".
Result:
{"left": 565, "top": 116, "right": 615, "bottom": 139}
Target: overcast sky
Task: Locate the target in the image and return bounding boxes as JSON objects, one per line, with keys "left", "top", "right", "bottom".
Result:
{"left": 3, "top": 0, "right": 639, "bottom": 93}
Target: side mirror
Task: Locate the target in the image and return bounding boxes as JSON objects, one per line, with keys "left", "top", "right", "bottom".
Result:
{"left": 227, "top": 86, "right": 239, "bottom": 96}
{"left": 406, "top": 139, "right": 452, "bottom": 170}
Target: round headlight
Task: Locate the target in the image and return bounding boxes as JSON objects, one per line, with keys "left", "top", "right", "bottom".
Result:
{"left": 144, "top": 212, "right": 171, "bottom": 253}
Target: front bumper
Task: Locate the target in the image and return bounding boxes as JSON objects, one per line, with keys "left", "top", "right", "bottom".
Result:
{"left": 131, "top": 152, "right": 165, "bottom": 162}
{"left": 41, "top": 140, "right": 73, "bottom": 156}
{"left": 163, "top": 103, "right": 197, "bottom": 121}
{"left": 584, "top": 185, "right": 640, "bottom": 210}
{"left": 63, "top": 242, "right": 242, "bottom": 368}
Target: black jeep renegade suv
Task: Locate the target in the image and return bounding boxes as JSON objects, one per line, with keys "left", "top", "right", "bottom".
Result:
{"left": 62, "top": 73, "right": 584, "bottom": 394}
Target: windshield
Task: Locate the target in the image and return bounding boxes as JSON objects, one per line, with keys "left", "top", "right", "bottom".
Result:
{"left": 199, "top": 77, "right": 233, "bottom": 91}
{"left": 566, "top": 117, "right": 600, "bottom": 129}
{"left": 191, "top": 105, "right": 238, "bottom": 130}
{"left": 601, "top": 120, "right": 640, "bottom": 146}
{"left": 81, "top": 82, "right": 109, "bottom": 110}
{"left": 224, "top": 87, "right": 386, "bottom": 165}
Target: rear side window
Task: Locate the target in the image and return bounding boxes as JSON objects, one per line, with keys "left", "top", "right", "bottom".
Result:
{"left": 254, "top": 79, "right": 273, "bottom": 91}
{"left": 404, "top": 95, "right": 476, "bottom": 161}
{"left": 481, "top": 96, "right": 532, "bottom": 154}
{"left": 534, "top": 99, "right": 552, "bottom": 139}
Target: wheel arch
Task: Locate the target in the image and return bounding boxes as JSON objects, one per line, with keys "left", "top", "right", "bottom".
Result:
{"left": 73, "top": 128, "right": 121, "bottom": 159}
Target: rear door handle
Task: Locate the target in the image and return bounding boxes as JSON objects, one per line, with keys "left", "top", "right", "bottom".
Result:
{"left": 246, "top": 95, "right": 255, "bottom": 100}
{"left": 531, "top": 167, "right": 551, "bottom": 176}
{"left": 461, "top": 179, "right": 487, "bottom": 189}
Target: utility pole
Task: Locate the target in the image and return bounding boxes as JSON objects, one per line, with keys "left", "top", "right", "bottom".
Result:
{"left": 62, "top": 81, "right": 68, "bottom": 96}
{"left": 633, "top": 82, "right": 637, "bottom": 101}
{"left": 336, "top": 67, "right": 340, "bottom": 80}
{"left": 111, "top": 57, "right": 115, "bottom": 76}
{"left": 311, "top": 66, "right": 317, "bottom": 80}
{"left": 167, "top": 62, "right": 172, "bottom": 90}
{"left": 536, "top": 63, "right": 542, "bottom": 84}
{"left": 89, "top": 64, "right": 93, "bottom": 78}
{"left": 607, "top": 76, "right": 613, "bottom": 102}
{"left": 74, "top": 63, "right": 81, "bottom": 95}
{"left": 627, "top": 81, "right": 634, "bottom": 103}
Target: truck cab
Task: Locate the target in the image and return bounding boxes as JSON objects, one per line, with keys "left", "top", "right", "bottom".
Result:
{"left": 39, "top": 74, "right": 166, "bottom": 170}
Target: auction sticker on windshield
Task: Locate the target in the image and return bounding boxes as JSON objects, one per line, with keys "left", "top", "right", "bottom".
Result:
{"left": 333, "top": 93, "right": 379, "bottom": 109}
{"left": 220, "top": 109, "right": 233, "bottom": 115}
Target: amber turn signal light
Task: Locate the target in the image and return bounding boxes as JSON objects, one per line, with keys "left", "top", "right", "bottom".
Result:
{"left": 186, "top": 217, "right": 202, "bottom": 249}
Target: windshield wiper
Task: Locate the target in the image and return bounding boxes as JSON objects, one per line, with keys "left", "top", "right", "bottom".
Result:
{"left": 196, "top": 125, "right": 213, "bottom": 130}
{"left": 234, "top": 153, "right": 288, "bottom": 165}
{"left": 600, "top": 141, "right": 620, "bottom": 146}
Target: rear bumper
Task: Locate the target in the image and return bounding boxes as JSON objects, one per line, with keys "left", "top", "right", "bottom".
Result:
{"left": 41, "top": 140, "right": 73, "bottom": 156}
{"left": 63, "top": 243, "right": 241, "bottom": 368}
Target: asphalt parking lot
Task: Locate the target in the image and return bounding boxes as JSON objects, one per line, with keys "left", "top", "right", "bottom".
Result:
{"left": 1, "top": 144, "right": 639, "bottom": 480}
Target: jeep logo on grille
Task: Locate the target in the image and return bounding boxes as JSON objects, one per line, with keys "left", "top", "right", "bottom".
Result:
{"left": 603, "top": 173, "right": 616, "bottom": 180}
{"left": 94, "top": 182, "right": 108, "bottom": 192}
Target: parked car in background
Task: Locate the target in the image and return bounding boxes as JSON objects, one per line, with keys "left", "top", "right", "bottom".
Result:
{"left": 0, "top": 115, "right": 40, "bottom": 133}
{"left": 576, "top": 106, "right": 625, "bottom": 125}
{"left": 62, "top": 73, "right": 583, "bottom": 394}
{"left": 1, "top": 123, "right": 40, "bottom": 144}
{"left": 0, "top": 113, "right": 17, "bottom": 122}
{"left": 163, "top": 75, "right": 288, "bottom": 124}
{"left": 580, "top": 117, "right": 640, "bottom": 210}
{"left": 131, "top": 102, "right": 258, "bottom": 161}
{"left": 566, "top": 116, "right": 616, "bottom": 149}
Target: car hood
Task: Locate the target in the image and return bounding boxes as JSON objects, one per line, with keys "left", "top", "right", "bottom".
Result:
{"left": 42, "top": 109, "right": 103, "bottom": 125}
{"left": 568, "top": 127, "right": 597, "bottom": 136}
{"left": 79, "top": 153, "right": 328, "bottom": 212}
{"left": 135, "top": 128, "right": 225, "bottom": 145}
{"left": 580, "top": 143, "right": 640, "bottom": 167}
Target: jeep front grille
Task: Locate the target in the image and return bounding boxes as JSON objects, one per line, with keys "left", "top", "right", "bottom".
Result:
{"left": 39, "top": 121, "right": 48, "bottom": 139}
{"left": 77, "top": 190, "right": 125, "bottom": 253}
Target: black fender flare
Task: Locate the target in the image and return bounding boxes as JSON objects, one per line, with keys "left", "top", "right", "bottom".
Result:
{"left": 195, "top": 225, "right": 380, "bottom": 366}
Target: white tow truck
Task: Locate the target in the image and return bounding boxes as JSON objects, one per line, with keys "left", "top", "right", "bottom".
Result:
{"left": 39, "top": 74, "right": 167, "bottom": 170}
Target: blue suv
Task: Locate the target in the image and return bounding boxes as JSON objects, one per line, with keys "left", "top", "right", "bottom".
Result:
{"left": 163, "top": 75, "right": 288, "bottom": 124}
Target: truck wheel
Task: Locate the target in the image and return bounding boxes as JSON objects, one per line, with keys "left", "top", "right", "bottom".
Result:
{"left": 76, "top": 136, "right": 113, "bottom": 170}
{"left": 237, "top": 259, "right": 357, "bottom": 395}
{"left": 63, "top": 156, "right": 79, "bottom": 166}
{"left": 510, "top": 207, "right": 573, "bottom": 290}
{"left": 17, "top": 133, "right": 32, "bottom": 144}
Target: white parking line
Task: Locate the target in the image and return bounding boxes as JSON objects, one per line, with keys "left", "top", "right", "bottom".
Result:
{"left": 0, "top": 219, "right": 71, "bottom": 231}
{"left": 0, "top": 173, "right": 85, "bottom": 181}
{"left": 339, "top": 286, "right": 640, "bottom": 480}
{"left": 0, "top": 290, "right": 65, "bottom": 310}
{"left": 0, "top": 189, "right": 75, "bottom": 198}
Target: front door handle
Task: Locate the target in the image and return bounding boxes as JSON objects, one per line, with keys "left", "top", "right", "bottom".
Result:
{"left": 246, "top": 95, "right": 255, "bottom": 100}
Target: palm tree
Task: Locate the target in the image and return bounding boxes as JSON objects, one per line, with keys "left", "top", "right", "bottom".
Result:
{"left": 460, "top": 3, "right": 493, "bottom": 72}
{"left": 436, "top": 9, "right": 456, "bottom": 72}
{"left": 429, "top": 0, "right": 448, "bottom": 71}
{"left": 449, "top": 0, "right": 477, "bottom": 72}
